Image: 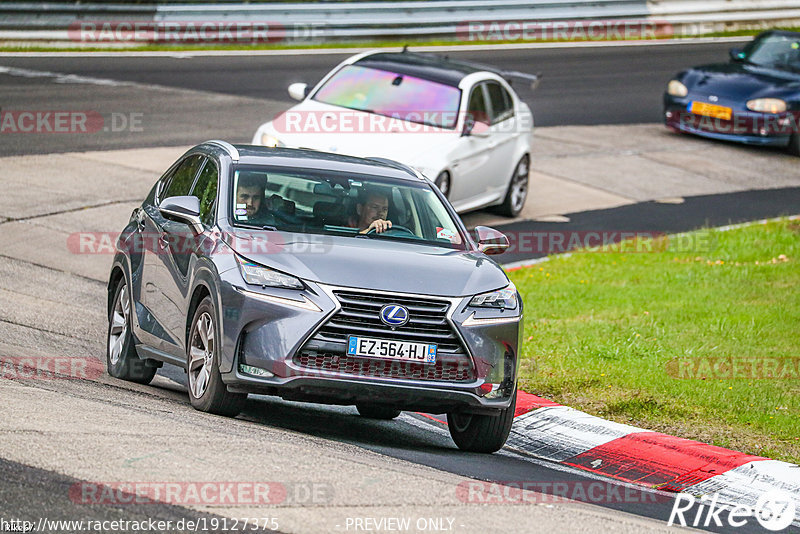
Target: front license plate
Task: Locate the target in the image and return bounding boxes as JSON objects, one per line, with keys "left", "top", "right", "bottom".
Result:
{"left": 347, "top": 336, "right": 437, "bottom": 364}
{"left": 689, "top": 101, "right": 732, "bottom": 120}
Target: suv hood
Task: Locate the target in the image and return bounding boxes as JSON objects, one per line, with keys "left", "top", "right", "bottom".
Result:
{"left": 226, "top": 230, "right": 508, "bottom": 297}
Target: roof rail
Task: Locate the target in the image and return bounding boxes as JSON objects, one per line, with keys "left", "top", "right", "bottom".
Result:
{"left": 365, "top": 156, "right": 420, "bottom": 178}
{"left": 203, "top": 140, "right": 240, "bottom": 162}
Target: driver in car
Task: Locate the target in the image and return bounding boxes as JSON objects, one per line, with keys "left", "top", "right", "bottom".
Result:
{"left": 235, "top": 171, "right": 276, "bottom": 225}
{"left": 349, "top": 189, "right": 393, "bottom": 234}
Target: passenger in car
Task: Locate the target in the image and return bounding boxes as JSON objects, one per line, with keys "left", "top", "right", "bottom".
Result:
{"left": 348, "top": 188, "right": 393, "bottom": 234}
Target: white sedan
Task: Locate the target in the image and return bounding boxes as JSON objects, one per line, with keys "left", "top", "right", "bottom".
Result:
{"left": 252, "top": 49, "right": 536, "bottom": 216}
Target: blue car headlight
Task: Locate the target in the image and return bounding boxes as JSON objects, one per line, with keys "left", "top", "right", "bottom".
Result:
{"left": 667, "top": 80, "right": 688, "bottom": 98}
{"left": 746, "top": 98, "right": 787, "bottom": 114}
{"left": 236, "top": 255, "right": 303, "bottom": 289}
{"left": 469, "top": 283, "right": 518, "bottom": 310}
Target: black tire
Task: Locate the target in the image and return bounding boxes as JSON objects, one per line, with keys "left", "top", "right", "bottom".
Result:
{"left": 356, "top": 404, "right": 401, "bottom": 420}
{"left": 493, "top": 155, "right": 529, "bottom": 217}
{"left": 788, "top": 133, "right": 800, "bottom": 157}
{"left": 447, "top": 388, "right": 516, "bottom": 453}
{"left": 106, "top": 280, "right": 157, "bottom": 384}
{"left": 434, "top": 171, "right": 451, "bottom": 199}
{"left": 186, "top": 297, "right": 246, "bottom": 417}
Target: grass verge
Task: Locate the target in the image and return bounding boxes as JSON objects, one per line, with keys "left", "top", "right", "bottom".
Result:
{"left": 509, "top": 219, "right": 800, "bottom": 464}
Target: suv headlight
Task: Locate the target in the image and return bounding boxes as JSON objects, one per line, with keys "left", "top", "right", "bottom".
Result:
{"left": 236, "top": 256, "right": 303, "bottom": 289}
{"left": 260, "top": 133, "right": 285, "bottom": 148}
{"left": 667, "top": 80, "right": 688, "bottom": 97}
{"left": 746, "top": 98, "right": 787, "bottom": 114}
{"left": 469, "top": 283, "right": 518, "bottom": 310}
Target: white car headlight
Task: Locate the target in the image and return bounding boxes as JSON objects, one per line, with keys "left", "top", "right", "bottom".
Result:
{"left": 260, "top": 133, "right": 285, "bottom": 148}
{"left": 236, "top": 256, "right": 303, "bottom": 289}
{"left": 746, "top": 98, "right": 787, "bottom": 114}
{"left": 469, "top": 283, "right": 518, "bottom": 310}
{"left": 667, "top": 80, "right": 688, "bottom": 97}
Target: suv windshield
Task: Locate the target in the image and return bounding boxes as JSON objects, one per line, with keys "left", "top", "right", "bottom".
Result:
{"left": 230, "top": 165, "right": 466, "bottom": 249}
{"left": 312, "top": 65, "right": 462, "bottom": 129}
{"left": 745, "top": 33, "right": 800, "bottom": 72}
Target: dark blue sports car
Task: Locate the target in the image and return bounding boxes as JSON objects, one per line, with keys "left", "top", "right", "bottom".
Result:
{"left": 664, "top": 30, "right": 800, "bottom": 155}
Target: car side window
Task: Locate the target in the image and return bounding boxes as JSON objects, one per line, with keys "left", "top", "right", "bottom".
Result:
{"left": 191, "top": 159, "right": 219, "bottom": 227}
{"left": 486, "top": 82, "right": 514, "bottom": 125}
{"left": 162, "top": 155, "right": 204, "bottom": 199}
{"left": 466, "top": 84, "right": 490, "bottom": 125}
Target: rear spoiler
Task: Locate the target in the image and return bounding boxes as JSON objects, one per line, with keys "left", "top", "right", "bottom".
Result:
{"left": 501, "top": 71, "right": 542, "bottom": 91}
{"left": 399, "top": 48, "right": 542, "bottom": 91}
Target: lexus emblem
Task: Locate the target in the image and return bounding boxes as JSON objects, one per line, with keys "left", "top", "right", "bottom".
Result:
{"left": 379, "top": 305, "right": 409, "bottom": 327}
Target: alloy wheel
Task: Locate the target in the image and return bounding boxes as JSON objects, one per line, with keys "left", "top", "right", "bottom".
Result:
{"left": 108, "top": 284, "right": 129, "bottom": 366}
{"left": 510, "top": 157, "right": 529, "bottom": 214}
{"left": 188, "top": 312, "right": 215, "bottom": 399}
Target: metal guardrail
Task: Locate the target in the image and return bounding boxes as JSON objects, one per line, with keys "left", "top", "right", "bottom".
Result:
{"left": 0, "top": 0, "right": 799, "bottom": 45}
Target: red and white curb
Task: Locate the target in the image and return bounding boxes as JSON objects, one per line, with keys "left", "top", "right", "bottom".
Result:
{"left": 508, "top": 391, "right": 800, "bottom": 524}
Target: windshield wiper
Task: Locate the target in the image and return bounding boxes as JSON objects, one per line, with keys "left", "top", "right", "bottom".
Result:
{"left": 233, "top": 223, "right": 278, "bottom": 232}
{"left": 748, "top": 60, "right": 800, "bottom": 74}
{"left": 775, "top": 63, "right": 800, "bottom": 74}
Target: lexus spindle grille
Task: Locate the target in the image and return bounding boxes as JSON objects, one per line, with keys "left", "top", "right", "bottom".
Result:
{"left": 294, "top": 290, "right": 475, "bottom": 382}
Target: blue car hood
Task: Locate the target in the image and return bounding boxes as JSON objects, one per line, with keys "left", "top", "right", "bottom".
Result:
{"left": 685, "top": 62, "right": 800, "bottom": 99}
{"left": 226, "top": 230, "right": 509, "bottom": 297}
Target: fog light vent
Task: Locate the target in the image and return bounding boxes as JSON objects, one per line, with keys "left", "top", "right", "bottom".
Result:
{"left": 239, "top": 364, "right": 273, "bottom": 378}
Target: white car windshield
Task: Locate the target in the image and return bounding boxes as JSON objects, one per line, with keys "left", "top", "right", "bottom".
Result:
{"left": 230, "top": 165, "right": 466, "bottom": 249}
{"left": 312, "top": 65, "right": 462, "bottom": 129}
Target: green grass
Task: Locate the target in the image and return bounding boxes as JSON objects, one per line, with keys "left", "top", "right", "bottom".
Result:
{"left": 2, "top": 26, "right": 799, "bottom": 53}
{"left": 509, "top": 219, "right": 800, "bottom": 464}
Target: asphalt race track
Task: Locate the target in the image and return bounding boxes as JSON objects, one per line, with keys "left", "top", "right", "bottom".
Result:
{"left": 0, "top": 40, "right": 796, "bottom": 534}
{"left": 0, "top": 40, "right": 741, "bottom": 156}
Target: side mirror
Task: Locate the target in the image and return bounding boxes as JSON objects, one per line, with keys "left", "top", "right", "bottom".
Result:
{"left": 461, "top": 114, "right": 476, "bottom": 137}
{"left": 474, "top": 226, "right": 510, "bottom": 255}
{"left": 159, "top": 196, "right": 203, "bottom": 234}
{"left": 288, "top": 82, "right": 309, "bottom": 101}
{"left": 729, "top": 48, "right": 745, "bottom": 62}
{"left": 461, "top": 113, "right": 490, "bottom": 138}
